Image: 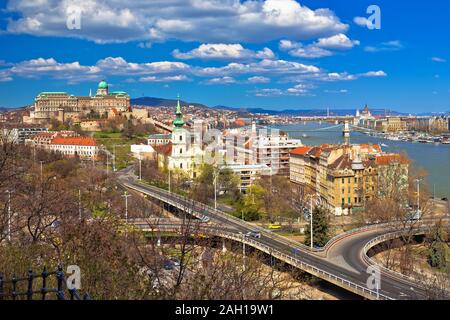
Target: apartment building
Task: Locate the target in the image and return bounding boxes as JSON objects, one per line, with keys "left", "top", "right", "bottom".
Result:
{"left": 48, "top": 137, "right": 99, "bottom": 160}
{"left": 290, "top": 144, "right": 409, "bottom": 216}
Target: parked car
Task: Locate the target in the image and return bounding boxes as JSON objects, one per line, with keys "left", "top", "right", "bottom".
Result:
{"left": 200, "top": 216, "right": 210, "bottom": 223}
{"left": 163, "top": 260, "right": 175, "bottom": 270}
{"left": 268, "top": 224, "right": 282, "bottom": 230}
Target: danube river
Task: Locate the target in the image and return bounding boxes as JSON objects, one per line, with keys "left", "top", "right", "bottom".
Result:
{"left": 273, "top": 122, "right": 450, "bottom": 198}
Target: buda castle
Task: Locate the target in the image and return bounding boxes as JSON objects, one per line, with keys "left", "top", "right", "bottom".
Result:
{"left": 24, "top": 80, "right": 130, "bottom": 124}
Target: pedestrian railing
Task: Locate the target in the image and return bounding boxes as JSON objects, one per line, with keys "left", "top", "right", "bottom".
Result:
{"left": 0, "top": 266, "right": 90, "bottom": 300}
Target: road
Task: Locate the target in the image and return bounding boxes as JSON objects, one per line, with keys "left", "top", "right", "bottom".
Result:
{"left": 118, "top": 167, "right": 446, "bottom": 300}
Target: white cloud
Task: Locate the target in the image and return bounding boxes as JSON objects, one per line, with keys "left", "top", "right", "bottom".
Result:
{"left": 316, "top": 34, "right": 360, "bottom": 49}
{"left": 252, "top": 84, "right": 313, "bottom": 97}
{"left": 202, "top": 76, "right": 237, "bottom": 85}
{"left": 361, "top": 70, "right": 387, "bottom": 77}
{"left": 139, "top": 75, "right": 190, "bottom": 82}
{"left": 196, "top": 59, "right": 320, "bottom": 77}
{"left": 279, "top": 33, "right": 359, "bottom": 59}
{"left": 431, "top": 57, "right": 446, "bottom": 63}
{"left": 172, "top": 43, "right": 274, "bottom": 60}
{"left": 324, "top": 89, "right": 348, "bottom": 94}
{"left": 365, "top": 41, "right": 403, "bottom": 52}
{"left": 353, "top": 16, "right": 369, "bottom": 28}
{"left": 4, "top": 0, "right": 348, "bottom": 44}
{"left": 247, "top": 76, "right": 270, "bottom": 83}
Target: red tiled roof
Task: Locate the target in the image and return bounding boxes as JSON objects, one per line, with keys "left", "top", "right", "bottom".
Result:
{"left": 376, "top": 154, "right": 409, "bottom": 165}
{"left": 51, "top": 137, "right": 97, "bottom": 146}
{"left": 290, "top": 146, "right": 312, "bottom": 155}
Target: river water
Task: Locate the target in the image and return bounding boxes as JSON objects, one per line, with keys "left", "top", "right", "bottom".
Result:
{"left": 273, "top": 122, "right": 450, "bottom": 198}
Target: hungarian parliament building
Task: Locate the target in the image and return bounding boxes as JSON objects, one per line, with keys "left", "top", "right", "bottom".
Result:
{"left": 24, "top": 80, "right": 130, "bottom": 124}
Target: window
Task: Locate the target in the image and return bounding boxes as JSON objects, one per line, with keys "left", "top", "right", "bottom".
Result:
{"left": 342, "top": 178, "right": 345, "bottom": 184}
{"left": 342, "top": 198, "right": 345, "bottom": 206}
{"left": 180, "top": 163, "right": 183, "bottom": 169}
{"left": 342, "top": 188, "right": 345, "bottom": 194}
{"left": 179, "top": 135, "right": 182, "bottom": 141}
{"left": 180, "top": 148, "right": 183, "bottom": 154}
{"left": 348, "top": 197, "right": 351, "bottom": 204}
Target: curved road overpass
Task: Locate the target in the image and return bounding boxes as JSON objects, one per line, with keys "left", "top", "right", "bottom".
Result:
{"left": 118, "top": 168, "right": 448, "bottom": 300}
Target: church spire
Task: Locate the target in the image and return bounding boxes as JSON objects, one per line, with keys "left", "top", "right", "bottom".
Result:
{"left": 173, "top": 94, "right": 185, "bottom": 128}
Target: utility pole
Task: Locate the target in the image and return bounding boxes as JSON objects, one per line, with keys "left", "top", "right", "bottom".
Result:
{"left": 310, "top": 196, "right": 313, "bottom": 249}
{"left": 6, "top": 190, "right": 11, "bottom": 242}
{"left": 138, "top": 152, "right": 142, "bottom": 181}
{"left": 168, "top": 169, "right": 171, "bottom": 193}
{"left": 106, "top": 151, "right": 110, "bottom": 176}
{"left": 214, "top": 170, "right": 217, "bottom": 210}
{"left": 122, "top": 191, "right": 131, "bottom": 223}
{"left": 39, "top": 161, "right": 44, "bottom": 183}
{"left": 416, "top": 178, "right": 421, "bottom": 218}
{"left": 113, "top": 145, "right": 116, "bottom": 172}
{"left": 78, "top": 189, "right": 82, "bottom": 220}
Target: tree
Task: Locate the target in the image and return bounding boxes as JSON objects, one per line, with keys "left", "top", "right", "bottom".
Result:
{"left": 303, "top": 206, "right": 330, "bottom": 248}
{"left": 427, "top": 221, "right": 448, "bottom": 269}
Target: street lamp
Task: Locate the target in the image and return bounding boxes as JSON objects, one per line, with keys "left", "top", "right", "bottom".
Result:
{"left": 168, "top": 168, "right": 171, "bottom": 193}
{"left": 6, "top": 190, "right": 11, "bottom": 242}
{"left": 305, "top": 194, "right": 320, "bottom": 249}
{"left": 122, "top": 191, "right": 131, "bottom": 223}
{"left": 310, "top": 196, "right": 313, "bottom": 249}
{"left": 78, "top": 189, "right": 82, "bottom": 220}
{"left": 39, "top": 161, "right": 44, "bottom": 183}
{"left": 138, "top": 152, "right": 142, "bottom": 181}
{"left": 213, "top": 170, "right": 218, "bottom": 211}
{"left": 415, "top": 178, "right": 423, "bottom": 219}
{"left": 113, "top": 145, "right": 117, "bottom": 172}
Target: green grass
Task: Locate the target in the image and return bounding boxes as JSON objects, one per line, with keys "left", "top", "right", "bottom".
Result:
{"left": 93, "top": 131, "right": 145, "bottom": 170}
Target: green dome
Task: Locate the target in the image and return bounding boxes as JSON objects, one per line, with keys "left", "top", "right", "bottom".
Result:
{"left": 98, "top": 80, "right": 108, "bottom": 89}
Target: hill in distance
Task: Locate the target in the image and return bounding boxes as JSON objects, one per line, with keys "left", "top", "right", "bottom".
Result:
{"left": 131, "top": 96, "right": 406, "bottom": 116}
{"left": 131, "top": 97, "right": 208, "bottom": 109}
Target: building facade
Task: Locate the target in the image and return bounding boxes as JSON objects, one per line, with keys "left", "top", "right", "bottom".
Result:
{"left": 290, "top": 144, "right": 409, "bottom": 216}
{"left": 25, "top": 80, "right": 130, "bottom": 124}
{"left": 48, "top": 137, "right": 99, "bottom": 160}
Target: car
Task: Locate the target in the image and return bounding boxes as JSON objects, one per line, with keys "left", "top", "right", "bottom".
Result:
{"left": 268, "top": 224, "right": 282, "bottom": 230}
{"left": 163, "top": 260, "right": 175, "bottom": 270}
{"left": 200, "top": 216, "right": 210, "bottom": 223}
{"left": 442, "top": 197, "right": 448, "bottom": 201}
{"left": 170, "top": 257, "right": 181, "bottom": 267}
{"left": 246, "top": 231, "right": 261, "bottom": 239}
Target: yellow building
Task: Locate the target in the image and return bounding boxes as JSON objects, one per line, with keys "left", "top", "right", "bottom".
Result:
{"left": 290, "top": 144, "right": 409, "bottom": 216}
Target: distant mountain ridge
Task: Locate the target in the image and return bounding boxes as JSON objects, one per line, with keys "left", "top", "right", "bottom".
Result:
{"left": 131, "top": 96, "right": 408, "bottom": 116}
{"left": 131, "top": 97, "right": 209, "bottom": 109}
{"left": 214, "top": 106, "right": 406, "bottom": 117}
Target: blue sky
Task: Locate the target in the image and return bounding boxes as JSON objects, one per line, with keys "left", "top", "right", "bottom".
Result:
{"left": 0, "top": 0, "right": 449, "bottom": 113}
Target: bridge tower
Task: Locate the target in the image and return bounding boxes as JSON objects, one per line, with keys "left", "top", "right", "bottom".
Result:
{"left": 343, "top": 121, "right": 350, "bottom": 145}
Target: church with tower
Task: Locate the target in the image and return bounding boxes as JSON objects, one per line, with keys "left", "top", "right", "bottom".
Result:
{"left": 168, "top": 96, "right": 206, "bottom": 179}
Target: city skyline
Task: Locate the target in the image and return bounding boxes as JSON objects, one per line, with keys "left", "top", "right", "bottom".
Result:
{"left": 0, "top": 0, "right": 449, "bottom": 113}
